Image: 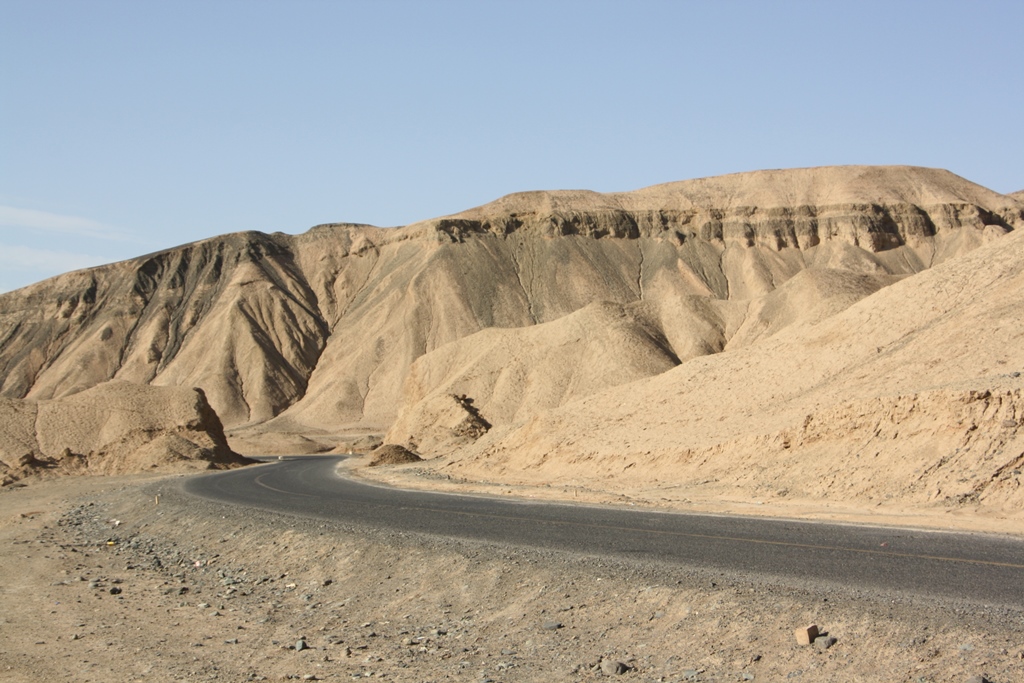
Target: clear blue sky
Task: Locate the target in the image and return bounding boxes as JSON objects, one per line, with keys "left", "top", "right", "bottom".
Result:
{"left": 2, "top": 0, "right": 1022, "bottom": 292}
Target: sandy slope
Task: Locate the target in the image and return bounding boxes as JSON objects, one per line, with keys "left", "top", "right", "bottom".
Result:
{"left": 1, "top": 165, "right": 1023, "bottom": 529}
{"left": 0, "top": 381, "right": 245, "bottom": 484}
{"left": 396, "top": 225, "right": 1024, "bottom": 527}
{"left": 0, "top": 166, "right": 1019, "bottom": 439}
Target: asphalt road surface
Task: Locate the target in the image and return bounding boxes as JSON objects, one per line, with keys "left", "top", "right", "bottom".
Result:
{"left": 183, "top": 456, "right": 1024, "bottom": 608}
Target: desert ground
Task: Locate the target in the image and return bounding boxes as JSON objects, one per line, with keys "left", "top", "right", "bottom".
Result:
{"left": 1, "top": 165, "right": 1023, "bottom": 680}
{"left": 1, "top": 469, "right": 1022, "bottom": 683}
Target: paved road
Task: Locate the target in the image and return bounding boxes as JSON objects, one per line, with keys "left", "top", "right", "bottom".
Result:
{"left": 183, "top": 456, "right": 1024, "bottom": 608}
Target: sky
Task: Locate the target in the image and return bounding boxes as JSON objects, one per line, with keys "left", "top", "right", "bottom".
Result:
{"left": 2, "top": 0, "right": 1022, "bottom": 293}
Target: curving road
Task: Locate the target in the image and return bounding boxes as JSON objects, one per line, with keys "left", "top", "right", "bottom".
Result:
{"left": 183, "top": 456, "right": 1024, "bottom": 608}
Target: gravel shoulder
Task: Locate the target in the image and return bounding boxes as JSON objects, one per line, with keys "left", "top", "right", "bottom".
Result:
{"left": 2, "top": 471, "right": 1023, "bottom": 683}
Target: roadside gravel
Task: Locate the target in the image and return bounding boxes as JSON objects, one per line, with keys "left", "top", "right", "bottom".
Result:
{"left": 1, "top": 472, "right": 1022, "bottom": 682}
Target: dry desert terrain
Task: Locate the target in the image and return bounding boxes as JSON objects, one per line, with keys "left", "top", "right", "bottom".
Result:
{"left": 2, "top": 165, "right": 1023, "bottom": 681}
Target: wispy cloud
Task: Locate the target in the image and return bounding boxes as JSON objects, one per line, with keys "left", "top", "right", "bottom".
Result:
{"left": 0, "top": 205, "right": 135, "bottom": 241}
{"left": 0, "top": 243, "right": 107, "bottom": 278}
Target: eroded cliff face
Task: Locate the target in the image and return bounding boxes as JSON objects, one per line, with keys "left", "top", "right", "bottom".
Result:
{"left": 0, "top": 381, "right": 247, "bottom": 485}
{"left": 0, "top": 232, "right": 331, "bottom": 426}
{"left": 426, "top": 225, "right": 1024, "bottom": 518}
{"left": 0, "top": 166, "right": 1019, "bottom": 435}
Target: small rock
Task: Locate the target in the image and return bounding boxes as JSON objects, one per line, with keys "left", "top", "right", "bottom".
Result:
{"left": 815, "top": 636, "right": 837, "bottom": 650}
{"left": 109, "top": 586, "right": 122, "bottom": 595}
{"left": 600, "top": 658, "right": 630, "bottom": 675}
{"left": 965, "top": 677, "right": 991, "bottom": 683}
{"left": 295, "top": 639, "right": 309, "bottom": 652}
{"left": 197, "top": 603, "right": 211, "bottom": 609}
{"left": 794, "top": 625, "right": 819, "bottom": 646}
{"left": 542, "top": 620, "right": 563, "bottom": 631}
{"left": 1002, "top": 419, "right": 1018, "bottom": 428}
{"left": 224, "top": 638, "right": 238, "bottom": 644}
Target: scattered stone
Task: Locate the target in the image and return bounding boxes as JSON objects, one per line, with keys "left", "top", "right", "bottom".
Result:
{"left": 367, "top": 444, "right": 422, "bottom": 467}
{"left": 295, "top": 638, "right": 309, "bottom": 652}
{"left": 1002, "top": 419, "right": 1018, "bottom": 428}
{"left": 794, "top": 624, "right": 819, "bottom": 646}
{"left": 815, "top": 636, "right": 837, "bottom": 650}
{"left": 600, "top": 658, "right": 631, "bottom": 675}
{"left": 542, "top": 620, "right": 563, "bottom": 630}
{"left": 109, "top": 586, "right": 122, "bottom": 595}
{"left": 965, "top": 677, "right": 991, "bottom": 683}
{"left": 225, "top": 638, "right": 238, "bottom": 644}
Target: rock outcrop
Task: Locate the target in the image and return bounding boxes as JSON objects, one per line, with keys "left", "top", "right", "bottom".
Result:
{"left": 0, "top": 381, "right": 248, "bottom": 484}
{"left": 433, "top": 226, "right": 1024, "bottom": 515}
{"left": 0, "top": 166, "right": 1019, "bottom": 446}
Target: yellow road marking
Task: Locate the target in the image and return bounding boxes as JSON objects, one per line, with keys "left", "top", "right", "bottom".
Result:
{"left": 254, "top": 472, "right": 315, "bottom": 497}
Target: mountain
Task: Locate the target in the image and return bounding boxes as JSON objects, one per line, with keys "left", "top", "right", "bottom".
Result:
{"left": 0, "top": 166, "right": 1020, "bottom": 453}
{"left": 423, "top": 223, "right": 1024, "bottom": 515}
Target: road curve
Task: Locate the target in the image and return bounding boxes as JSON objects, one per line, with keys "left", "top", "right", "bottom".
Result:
{"left": 183, "top": 456, "right": 1024, "bottom": 608}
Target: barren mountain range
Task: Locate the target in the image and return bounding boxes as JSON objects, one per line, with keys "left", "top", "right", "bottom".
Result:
{"left": 1, "top": 165, "right": 1023, "bottom": 519}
